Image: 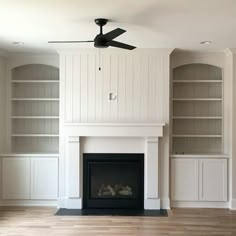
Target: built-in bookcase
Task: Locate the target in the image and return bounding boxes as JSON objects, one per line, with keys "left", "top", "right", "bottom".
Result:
{"left": 172, "top": 64, "right": 223, "bottom": 154}
{"left": 11, "top": 64, "right": 59, "bottom": 153}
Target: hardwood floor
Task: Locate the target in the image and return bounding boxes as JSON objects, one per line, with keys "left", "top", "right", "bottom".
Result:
{"left": 0, "top": 207, "right": 236, "bottom": 236}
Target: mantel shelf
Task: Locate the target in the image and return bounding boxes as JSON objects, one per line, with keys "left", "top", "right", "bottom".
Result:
{"left": 64, "top": 123, "right": 165, "bottom": 137}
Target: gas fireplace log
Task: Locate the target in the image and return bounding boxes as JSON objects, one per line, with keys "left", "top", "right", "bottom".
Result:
{"left": 98, "top": 184, "right": 133, "bottom": 197}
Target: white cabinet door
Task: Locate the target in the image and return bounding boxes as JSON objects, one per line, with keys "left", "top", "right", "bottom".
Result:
{"left": 171, "top": 158, "right": 198, "bottom": 201}
{"left": 31, "top": 158, "right": 58, "bottom": 200}
{"left": 2, "top": 158, "right": 30, "bottom": 199}
{"left": 199, "top": 159, "right": 227, "bottom": 201}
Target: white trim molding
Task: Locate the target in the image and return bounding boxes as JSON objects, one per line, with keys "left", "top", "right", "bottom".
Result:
{"left": 231, "top": 199, "right": 236, "bottom": 210}
{"left": 161, "top": 198, "right": 170, "bottom": 209}
{"left": 171, "top": 201, "right": 230, "bottom": 209}
{"left": 63, "top": 123, "right": 164, "bottom": 137}
{"left": 0, "top": 200, "right": 57, "bottom": 207}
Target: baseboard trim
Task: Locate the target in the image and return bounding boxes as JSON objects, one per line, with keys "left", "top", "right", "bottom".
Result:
{"left": 0, "top": 200, "right": 57, "bottom": 207}
{"left": 161, "top": 198, "right": 170, "bottom": 209}
{"left": 230, "top": 199, "right": 236, "bottom": 210}
{"left": 171, "top": 201, "right": 230, "bottom": 209}
{"left": 58, "top": 197, "right": 82, "bottom": 209}
{"left": 144, "top": 198, "right": 160, "bottom": 210}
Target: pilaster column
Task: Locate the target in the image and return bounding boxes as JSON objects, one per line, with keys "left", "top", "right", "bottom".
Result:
{"left": 144, "top": 137, "right": 160, "bottom": 209}
{"left": 66, "top": 136, "right": 82, "bottom": 209}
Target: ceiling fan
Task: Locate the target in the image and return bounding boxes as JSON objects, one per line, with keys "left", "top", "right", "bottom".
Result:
{"left": 48, "top": 18, "right": 136, "bottom": 50}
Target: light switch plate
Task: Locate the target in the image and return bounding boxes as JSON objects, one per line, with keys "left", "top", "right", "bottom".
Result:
{"left": 108, "top": 92, "right": 117, "bottom": 101}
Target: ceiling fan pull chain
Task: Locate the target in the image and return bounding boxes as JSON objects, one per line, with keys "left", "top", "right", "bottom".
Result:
{"left": 99, "top": 49, "right": 101, "bottom": 71}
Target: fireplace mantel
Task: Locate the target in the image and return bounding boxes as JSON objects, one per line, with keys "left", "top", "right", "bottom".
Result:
{"left": 64, "top": 123, "right": 165, "bottom": 137}
{"left": 61, "top": 122, "right": 165, "bottom": 210}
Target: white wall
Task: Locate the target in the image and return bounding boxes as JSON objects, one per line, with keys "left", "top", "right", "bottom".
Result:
{"left": 59, "top": 48, "right": 172, "bottom": 208}
{"left": 0, "top": 56, "right": 6, "bottom": 153}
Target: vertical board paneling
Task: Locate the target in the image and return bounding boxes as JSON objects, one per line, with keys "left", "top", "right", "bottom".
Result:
{"left": 133, "top": 55, "right": 141, "bottom": 121}
{"left": 80, "top": 55, "right": 88, "bottom": 122}
{"left": 102, "top": 54, "right": 111, "bottom": 121}
{"left": 117, "top": 55, "right": 126, "bottom": 121}
{"left": 87, "top": 55, "right": 96, "bottom": 121}
{"left": 156, "top": 55, "right": 164, "bottom": 121}
{"left": 125, "top": 55, "right": 133, "bottom": 120}
{"left": 65, "top": 55, "right": 73, "bottom": 122}
{"left": 148, "top": 55, "right": 157, "bottom": 121}
{"left": 95, "top": 54, "right": 103, "bottom": 121}
{"left": 140, "top": 55, "right": 149, "bottom": 120}
{"left": 72, "top": 55, "right": 81, "bottom": 122}
{"left": 64, "top": 51, "right": 168, "bottom": 123}
{"left": 110, "top": 55, "right": 118, "bottom": 120}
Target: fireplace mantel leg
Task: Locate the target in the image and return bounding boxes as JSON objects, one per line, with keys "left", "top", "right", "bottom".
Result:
{"left": 145, "top": 137, "right": 160, "bottom": 209}
{"left": 66, "top": 136, "right": 82, "bottom": 209}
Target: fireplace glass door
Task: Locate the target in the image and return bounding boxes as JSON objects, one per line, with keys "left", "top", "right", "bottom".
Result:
{"left": 83, "top": 153, "right": 144, "bottom": 209}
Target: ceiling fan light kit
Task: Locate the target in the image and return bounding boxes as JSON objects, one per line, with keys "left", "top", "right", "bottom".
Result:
{"left": 48, "top": 18, "right": 136, "bottom": 50}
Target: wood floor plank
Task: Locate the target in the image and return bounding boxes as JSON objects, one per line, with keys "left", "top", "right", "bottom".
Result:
{"left": 0, "top": 207, "right": 235, "bottom": 236}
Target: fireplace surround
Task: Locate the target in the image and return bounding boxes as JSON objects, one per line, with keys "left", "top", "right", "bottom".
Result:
{"left": 60, "top": 123, "right": 165, "bottom": 210}
{"left": 83, "top": 153, "right": 144, "bottom": 210}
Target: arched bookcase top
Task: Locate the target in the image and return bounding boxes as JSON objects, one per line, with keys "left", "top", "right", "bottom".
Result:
{"left": 173, "top": 63, "right": 222, "bottom": 81}
{"left": 12, "top": 64, "right": 59, "bottom": 81}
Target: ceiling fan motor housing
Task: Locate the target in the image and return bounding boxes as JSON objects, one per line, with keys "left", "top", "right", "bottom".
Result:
{"left": 94, "top": 35, "right": 109, "bottom": 48}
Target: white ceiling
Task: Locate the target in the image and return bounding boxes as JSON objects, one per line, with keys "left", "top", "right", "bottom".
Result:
{"left": 0, "top": 0, "right": 236, "bottom": 53}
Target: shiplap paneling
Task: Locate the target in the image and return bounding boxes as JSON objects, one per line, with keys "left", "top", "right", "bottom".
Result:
{"left": 110, "top": 55, "right": 118, "bottom": 120}
{"left": 61, "top": 50, "right": 170, "bottom": 123}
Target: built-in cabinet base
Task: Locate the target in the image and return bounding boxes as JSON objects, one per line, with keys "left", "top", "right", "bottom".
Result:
{"left": 171, "top": 157, "right": 228, "bottom": 206}
{"left": 0, "top": 156, "right": 58, "bottom": 203}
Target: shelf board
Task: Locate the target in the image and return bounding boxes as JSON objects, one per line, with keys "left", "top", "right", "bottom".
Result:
{"left": 171, "top": 154, "right": 229, "bottom": 158}
{"left": 12, "top": 98, "right": 59, "bottom": 101}
{"left": 12, "top": 80, "right": 59, "bottom": 83}
{"left": 0, "top": 153, "right": 59, "bottom": 157}
{"left": 172, "top": 116, "right": 222, "bottom": 119}
{"left": 11, "top": 134, "right": 59, "bottom": 137}
{"left": 173, "top": 80, "right": 222, "bottom": 83}
{"left": 11, "top": 116, "right": 59, "bottom": 119}
{"left": 173, "top": 98, "right": 222, "bottom": 101}
{"left": 172, "top": 134, "right": 222, "bottom": 138}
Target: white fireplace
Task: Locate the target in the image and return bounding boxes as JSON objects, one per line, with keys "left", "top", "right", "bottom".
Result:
{"left": 59, "top": 123, "right": 165, "bottom": 209}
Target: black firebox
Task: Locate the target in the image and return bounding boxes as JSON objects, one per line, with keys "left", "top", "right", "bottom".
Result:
{"left": 83, "top": 153, "right": 144, "bottom": 210}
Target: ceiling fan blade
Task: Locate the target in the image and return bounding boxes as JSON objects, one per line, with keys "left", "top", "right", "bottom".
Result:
{"left": 108, "top": 40, "right": 136, "bottom": 50}
{"left": 48, "top": 40, "right": 94, "bottom": 43}
{"left": 102, "top": 28, "right": 126, "bottom": 40}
